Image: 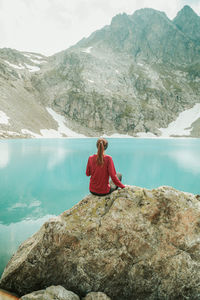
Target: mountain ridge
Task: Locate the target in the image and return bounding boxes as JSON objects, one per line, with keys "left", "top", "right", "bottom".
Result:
{"left": 0, "top": 5, "right": 200, "bottom": 138}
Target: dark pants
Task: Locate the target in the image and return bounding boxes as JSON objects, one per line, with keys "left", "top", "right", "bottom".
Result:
{"left": 90, "top": 173, "right": 122, "bottom": 196}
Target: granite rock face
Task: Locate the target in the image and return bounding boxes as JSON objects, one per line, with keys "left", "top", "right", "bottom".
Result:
{"left": 1, "top": 186, "right": 200, "bottom": 299}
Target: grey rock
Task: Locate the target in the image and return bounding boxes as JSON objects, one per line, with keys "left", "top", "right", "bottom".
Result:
{"left": 21, "top": 285, "right": 80, "bottom": 300}
{"left": 83, "top": 292, "right": 111, "bottom": 300}
{"left": 1, "top": 186, "right": 200, "bottom": 300}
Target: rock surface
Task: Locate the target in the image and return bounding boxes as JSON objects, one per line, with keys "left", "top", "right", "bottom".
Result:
{"left": 1, "top": 186, "right": 200, "bottom": 299}
{"left": 82, "top": 292, "right": 111, "bottom": 300}
{"left": 21, "top": 285, "right": 80, "bottom": 300}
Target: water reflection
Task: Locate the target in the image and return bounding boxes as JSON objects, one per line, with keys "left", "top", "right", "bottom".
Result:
{"left": 169, "top": 149, "right": 200, "bottom": 175}
{"left": 0, "top": 214, "right": 55, "bottom": 276}
{"left": 0, "top": 139, "right": 90, "bottom": 226}
{"left": 0, "top": 143, "right": 10, "bottom": 169}
{"left": 47, "top": 147, "right": 70, "bottom": 170}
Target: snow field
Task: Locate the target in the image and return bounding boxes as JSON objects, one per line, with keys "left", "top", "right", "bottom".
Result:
{"left": 159, "top": 103, "right": 200, "bottom": 136}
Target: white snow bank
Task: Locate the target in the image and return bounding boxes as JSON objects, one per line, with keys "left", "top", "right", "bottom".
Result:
{"left": 31, "top": 54, "right": 44, "bottom": 59}
{"left": 40, "top": 129, "right": 62, "bottom": 138}
{"left": 0, "top": 111, "right": 10, "bottom": 125}
{"left": 24, "top": 63, "right": 40, "bottom": 72}
{"left": 21, "top": 128, "right": 64, "bottom": 138}
{"left": 103, "top": 133, "right": 133, "bottom": 138}
{"left": 23, "top": 54, "right": 31, "bottom": 58}
{"left": 136, "top": 132, "right": 156, "bottom": 138}
{"left": 30, "top": 58, "right": 47, "bottom": 64}
{"left": 21, "top": 108, "right": 86, "bottom": 139}
{"left": 23, "top": 53, "right": 44, "bottom": 59}
{"left": 82, "top": 46, "right": 93, "bottom": 54}
{"left": 21, "top": 129, "right": 41, "bottom": 138}
{"left": 159, "top": 103, "right": 200, "bottom": 137}
{"left": 46, "top": 107, "right": 86, "bottom": 138}
{"left": 5, "top": 60, "right": 24, "bottom": 70}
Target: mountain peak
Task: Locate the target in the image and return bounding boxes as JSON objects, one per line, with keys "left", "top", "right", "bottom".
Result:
{"left": 174, "top": 5, "right": 199, "bottom": 20}
{"left": 182, "top": 5, "right": 195, "bottom": 12}
{"left": 133, "top": 7, "right": 167, "bottom": 17}
{"left": 173, "top": 5, "right": 200, "bottom": 42}
{"left": 111, "top": 12, "right": 131, "bottom": 27}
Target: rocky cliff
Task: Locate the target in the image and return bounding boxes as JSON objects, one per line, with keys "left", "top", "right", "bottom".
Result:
{"left": 1, "top": 186, "right": 200, "bottom": 299}
{"left": 0, "top": 6, "right": 200, "bottom": 138}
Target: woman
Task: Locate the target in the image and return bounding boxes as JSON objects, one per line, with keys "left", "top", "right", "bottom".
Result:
{"left": 86, "top": 138, "right": 125, "bottom": 196}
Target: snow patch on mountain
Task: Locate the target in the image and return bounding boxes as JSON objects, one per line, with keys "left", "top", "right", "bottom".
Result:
{"left": 23, "top": 53, "right": 44, "bottom": 60}
{"left": 4, "top": 60, "right": 24, "bottom": 70}
{"left": 136, "top": 132, "right": 156, "bottom": 138}
{"left": 20, "top": 108, "right": 87, "bottom": 139}
{"left": 24, "top": 64, "right": 40, "bottom": 72}
{"left": 103, "top": 133, "right": 133, "bottom": 138}
{"left": 30, "top": 59, "right": 47, "bottom": 64}
{"left": 0, "top": 111, "right": 10, "bottom": 125}
{"left": 40, "top": 129, "right": 62, "bottom": 138}
{"left": 159, "top": 103, "right": 200, "bottom": 136}
{"left": 21, "top": 129, "right": 40, "bottom": 138}
{"left": 82, "top": 47, "right": 93, "bottom": 54}
{"left": 46, "top": 107, "right": 86, "bottom": 138}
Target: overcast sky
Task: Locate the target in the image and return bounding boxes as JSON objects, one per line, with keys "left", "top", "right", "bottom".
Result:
{"left": 0, "top": 0, "right": 199, "bottom": 56}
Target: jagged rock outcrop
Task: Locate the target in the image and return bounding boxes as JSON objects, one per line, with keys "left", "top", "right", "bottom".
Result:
{"left": 1, "top": 186, "right": 200, "bottom": 299}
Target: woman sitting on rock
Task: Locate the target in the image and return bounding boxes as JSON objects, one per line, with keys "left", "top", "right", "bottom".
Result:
{"left": 86, "top": 138, "right": 125, "bottom": 196}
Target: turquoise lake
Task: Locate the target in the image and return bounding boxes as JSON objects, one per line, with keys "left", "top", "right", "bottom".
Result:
{"left": 0, "top": 137, "right": 200, "bottom": 276}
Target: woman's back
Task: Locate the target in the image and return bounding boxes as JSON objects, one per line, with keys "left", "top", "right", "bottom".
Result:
{"left": 86, "top": 154, "right": 114, "bottom": 194}
{"left": 86, "top": 138, "right": 125, "bottom": 195}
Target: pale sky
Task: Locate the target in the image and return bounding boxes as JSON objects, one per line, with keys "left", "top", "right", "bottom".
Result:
{"left": 0, "top": 0, "right": 199, "bottom": 56}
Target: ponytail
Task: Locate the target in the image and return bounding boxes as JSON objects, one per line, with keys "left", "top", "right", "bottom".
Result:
{"left": 96, "top": 138, "right": 108, "bottom": 166}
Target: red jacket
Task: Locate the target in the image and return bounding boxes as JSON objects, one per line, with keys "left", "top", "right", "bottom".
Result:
{"left": 86, "top": 154, "right": 125, "bottom": 194}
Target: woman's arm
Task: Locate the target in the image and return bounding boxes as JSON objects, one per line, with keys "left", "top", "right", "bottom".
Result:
{"left": 86, "top": 158, "right": 91, "bottom": 176}
{"left": 108, "top": 157, "right": 125, "bottom": 188}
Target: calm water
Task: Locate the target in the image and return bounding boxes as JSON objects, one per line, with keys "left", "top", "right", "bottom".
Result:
{"left": 0, "top": 138, "right": 200, "bottom": 276}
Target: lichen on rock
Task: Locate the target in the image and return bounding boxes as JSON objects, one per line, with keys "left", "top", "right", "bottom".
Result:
{"left": 0, "top": 186, "right": 200, "bottom": 300}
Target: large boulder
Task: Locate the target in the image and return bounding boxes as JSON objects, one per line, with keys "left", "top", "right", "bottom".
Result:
{"left": 1, "top": 186, "right": 200, "bottom": 299}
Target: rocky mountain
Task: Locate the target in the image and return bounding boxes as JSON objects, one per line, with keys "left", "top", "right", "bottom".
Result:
{"left": 0, "top": 49, "right": 59, "bottom": 138}
{"left": 173, "top": 5, "right": 200, "bottom": 43}
{"left": 0, "top": 5, "right": 200, "bottom": 138}
{"left": 1, "top": 186, "right": 200, "bottom": 299}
